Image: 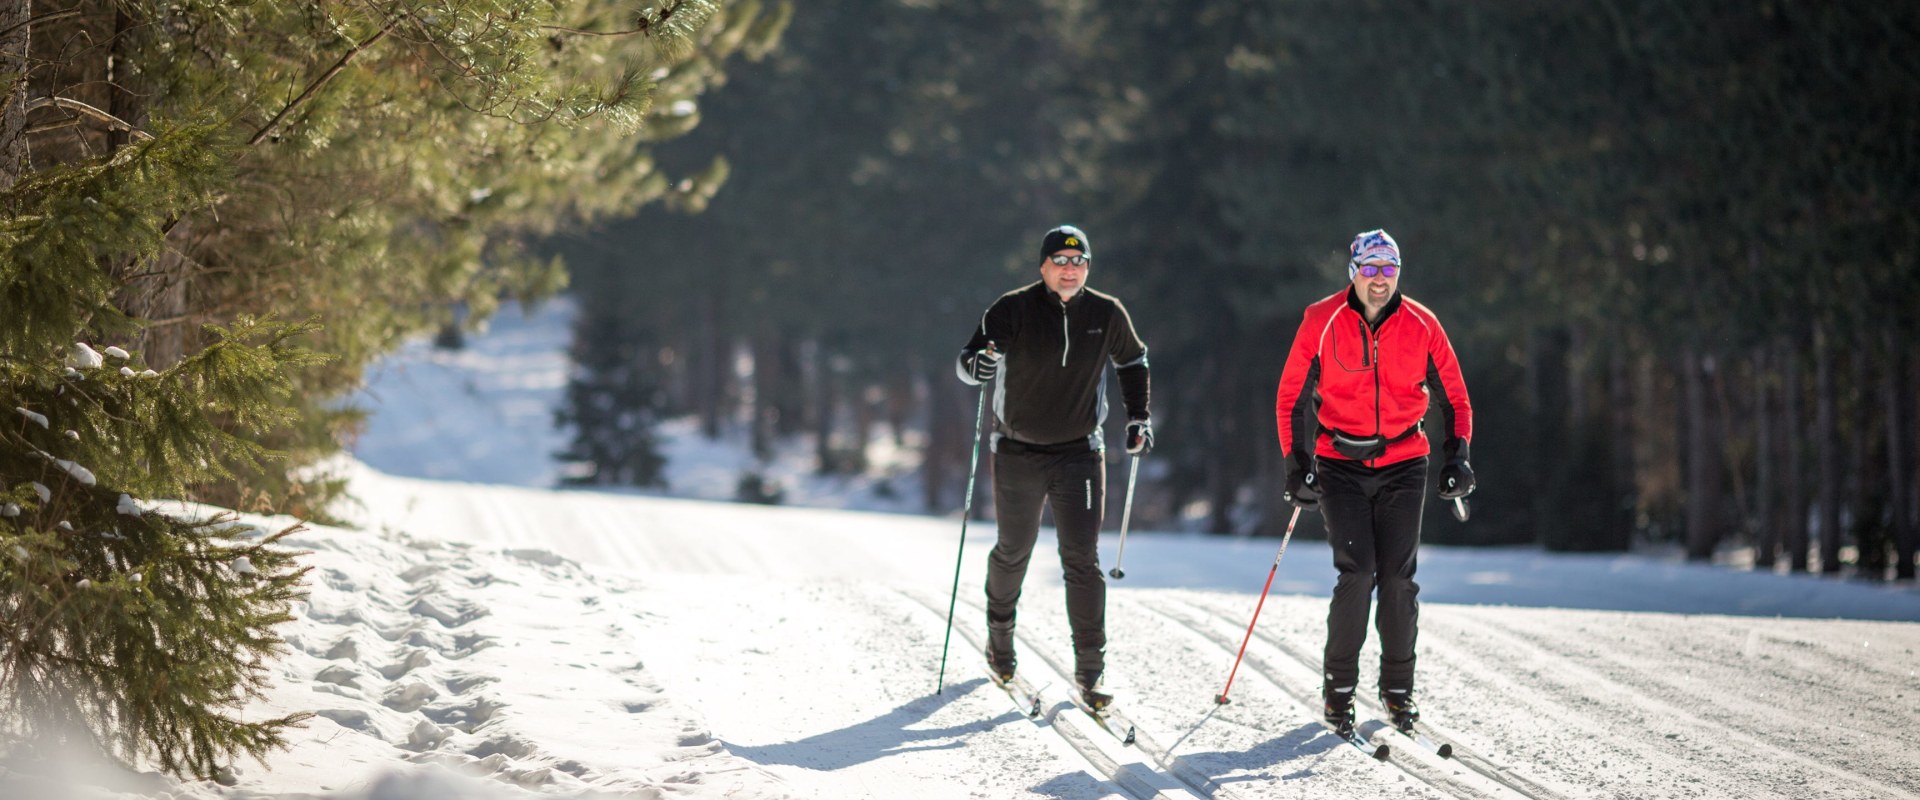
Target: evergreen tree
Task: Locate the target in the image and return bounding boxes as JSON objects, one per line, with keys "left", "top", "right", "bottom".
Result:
{"left": 15, "top": 0, "right": 785, "bottom": 518}
{"left": 3, "top": 0, "right": 780, "bottom": 778}
{"left": 0, "top": 123, "right": 319, "bottom": 775}
{"left": 554, "top": 298, "right": 670, "bottom": 487}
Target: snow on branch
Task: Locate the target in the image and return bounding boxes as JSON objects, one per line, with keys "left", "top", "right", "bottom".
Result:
{"left": 15, "top": 407, "right": 48, "bottom": 429}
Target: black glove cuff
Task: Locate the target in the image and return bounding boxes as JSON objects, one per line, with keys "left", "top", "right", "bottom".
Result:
{"left": 1444, "top": 439, "right": 1471, "bottom": 466}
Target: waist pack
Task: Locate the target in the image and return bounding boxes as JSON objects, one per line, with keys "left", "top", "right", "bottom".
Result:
{"left": 998, "top": 436, "right": 1094, "bottom": 456}
{"left": 1324, "top": 422, "right": 1423, "bottom": 461}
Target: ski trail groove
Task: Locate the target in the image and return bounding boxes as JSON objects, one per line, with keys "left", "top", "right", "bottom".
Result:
{"left": 897, "top": 587, "right": 1204, "bottom": 800}
{"left": 1446, "top": 607, "right": 1920, "bottom": 792}
{"left": 1134, "top": 596, "right": 1541, "bottom": 800}
{"left": 1439, "top": 606, "right": 1920, "bottom": 800}
{"left": 941, "top": 589, "right": 1234, "bottom": 800}
{"left": 1167, "top": 595, "right": 1587, "bottom": 800}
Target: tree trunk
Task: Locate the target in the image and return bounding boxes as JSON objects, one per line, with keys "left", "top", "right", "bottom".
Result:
{"left": 123, "top": 227, "right": 195, "bottom": 368}
{"left": 1714, "top": 351, "right": 1751, "bottom": 542}
{"left": 1850, "top": 333, "right": 1885, "bottom": 579}
{"left": 852, "top": 382, "right": 876, "bottom": 469}
{"left": 1752, "top": 346, "right": 1776, "bottom": 568}
{"left": 107, "top": 8, "right": 142, "bottom": 154}
{"left": 747, "top": 326, "right": 802, "bottom": 454}
{"left": 697, "top": 291, "right": 727, "bottom": 439}
{"left": 75, "top": 6, "right": 197, "bottom": 368}
{"left": 1882, "top": 330, "right": 1913, "bottom": 580}
{"left": 1610, "top": 339, "right": 1637, "bottom": 541}
{"left": 813, "top": 343, "right": 836, "bottom": 473}
{"left": 924, "top": 366, "right": 957, "bottom": 513}
{"left": 1815, "top": 323, "right": 1842, "bottom": 574}
{"left": 1206, "top": 460, "right": 1236, "bottom": 535}
{"left": 887, "top": 370, "right": 914, "bottom": 447}
{"left": 0, "top": 0, "right": 27, "bottom": 190}
{"left": 776, "top": 334, "right": 805, "bottom": 437}
{"left": 1683, "top": 348, "right": 1721, "bottom": 560}
{"left": 1782, "top": 338, "right": 1810, "bottom": 572}
{"left": 1905, "top": 348, "right": 1920, "bottom": 580}
{"left": 750, "top": 329, "right": 775, "bottom": 459}
{"left": 1535, "top": 326, "right": 1571, "bottom": 549}
{"left": 1197, "top": 352, "right": 1236, "bottom": 535}
{"left": 1568, "top": 322, "right": 1588, "bottom": 424}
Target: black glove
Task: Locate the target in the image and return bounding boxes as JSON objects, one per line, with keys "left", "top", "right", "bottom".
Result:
{"left": 1124, "top": 419, "right": 1153, "bottom": 455}
{"left": 1284, "top": 457, "right": 1320, "bottom": 510}
{"left": 963, "top": 346, "right": 1002, "bottom": 382}
{"left": 1438, "top": 459, "right": 1475, "bottom": 499}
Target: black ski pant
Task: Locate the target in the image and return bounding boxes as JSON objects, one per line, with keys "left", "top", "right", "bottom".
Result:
{"left": 1319, "top": 454, "right": 1427, "bottom": 694}
{"left": 984, "top": 443, "right": 1106, "bottom": 681}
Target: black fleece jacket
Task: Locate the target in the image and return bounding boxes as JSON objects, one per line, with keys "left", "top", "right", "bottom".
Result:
{"left": 957, "top": 282, "right": 1151, "bottom": 449}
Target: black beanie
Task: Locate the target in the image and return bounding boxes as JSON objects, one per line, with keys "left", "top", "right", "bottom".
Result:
{"left": 1040, "top": 225, "right": 1091, "bottom": 257}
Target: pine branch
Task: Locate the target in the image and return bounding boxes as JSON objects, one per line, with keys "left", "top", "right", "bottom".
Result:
{"left": 247, "top": 11, "right": 406, "bottom": 146}
{"left": 542, "top": 0, "right": 688, "bottom": 39}
{"left": 541, "top": 23, "right": 657, "bottom": 38}
{"left": 0, "top": 9, "right": 82, "bottom": 41}
{"left": 24, "top": 95, "right": 154, "bottom": 140}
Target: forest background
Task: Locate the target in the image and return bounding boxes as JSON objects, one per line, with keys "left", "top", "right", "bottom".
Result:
{"left": 553, "top": 0, "right": 1919, "bottom": 576}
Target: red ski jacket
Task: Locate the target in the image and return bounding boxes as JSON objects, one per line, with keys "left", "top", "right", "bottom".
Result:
{"left": 1274, "top": 288, "right": 1473, "bottom": 469}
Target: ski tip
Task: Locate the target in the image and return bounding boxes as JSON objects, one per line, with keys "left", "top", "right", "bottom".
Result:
{"left": 1437, "top": 743, "right": 1453, "bottom": 758}
{"left": 1123, "top": 727, "right": 1137, "bottom": 746}
{"left": 1372, "top": 744, "right": 1390, "bottom": 760}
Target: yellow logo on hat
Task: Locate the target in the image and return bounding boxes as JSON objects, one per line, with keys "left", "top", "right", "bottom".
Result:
{"left": 1065, "top": 237, "right": 1079, "bottom": 247}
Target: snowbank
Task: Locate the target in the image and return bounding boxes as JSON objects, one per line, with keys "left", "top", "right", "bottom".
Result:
{"left": 2, "top": 506, "right": 792, "bottom": 800}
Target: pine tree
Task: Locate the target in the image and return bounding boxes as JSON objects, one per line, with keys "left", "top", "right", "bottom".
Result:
{"left": 554, "top": 297, "right": 670, "bottom": 487}
{"left": 12, "top": 0, "right": 786, "bottom": 518}
{"left": 2, "top": 0, "right": 784, "bottom": 778}
{"left": 0, "top": 122, "right": 320, "bottom": 775}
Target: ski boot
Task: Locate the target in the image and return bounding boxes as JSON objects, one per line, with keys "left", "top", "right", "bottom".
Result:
{"left": 1076, "top": 672, "right": 1114, "bottom": 712}
{"left": 1323, "top": 684, "right": 1356, "bottom": 738}
{"left": 986, "top": 613, "right": 1016, "bottom": 685}
{"left": 985, "top": 646, "right": 1017, "bottom": 686}
{"left": 1380, "top": 688, "right": 1419, "bottom": 733}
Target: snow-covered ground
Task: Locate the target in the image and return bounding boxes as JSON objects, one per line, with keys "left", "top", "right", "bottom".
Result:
{"left": 28, "top": 460, "right": 1918, "bottom": 799}
{"left": 348, "top": 300, "right": 578, "bottom": 488}
{"left": 17, "top": 296, "right": 1920, "bottom": 799}
{"left": 347, "top": 299, "right": 925, "bottom": 513}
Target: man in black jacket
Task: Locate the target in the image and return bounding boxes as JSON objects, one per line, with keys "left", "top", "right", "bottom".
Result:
{"left": 956, "top": 225, "right": 1152, "bottom": 709}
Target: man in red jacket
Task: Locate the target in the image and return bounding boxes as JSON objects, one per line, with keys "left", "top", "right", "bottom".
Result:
{"left": 1273, "top": 229, "right": 1474, "bottom": 739}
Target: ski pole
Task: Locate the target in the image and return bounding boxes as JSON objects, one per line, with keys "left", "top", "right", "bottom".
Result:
{"left": 1214, "top": 505, "right": 1303, "bottom": 705}
{"left": 938, "top": 345, "right": 994, "bottom": 693}
{"left": 1108, "top": 453, "right": 1141, "bottom": 579}
{"left": 1451, "top": 496, "right": 1471, "bottom": 522}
